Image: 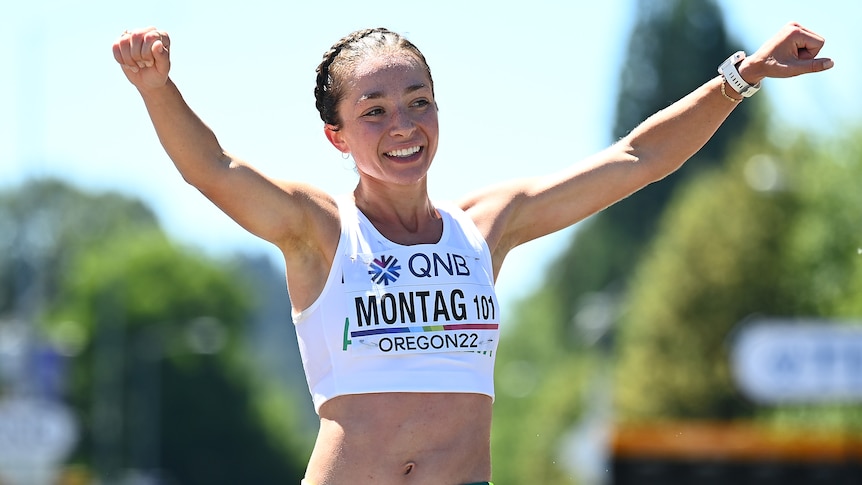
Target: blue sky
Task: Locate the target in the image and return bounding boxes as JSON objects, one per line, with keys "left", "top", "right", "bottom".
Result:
{"left": 1, "top": 0, "right": 857, "bottom": 305}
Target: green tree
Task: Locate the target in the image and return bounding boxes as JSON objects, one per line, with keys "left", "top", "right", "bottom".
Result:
{"left": 615, "top": 126, "right": 862, "bottom": 425}
{"left": 539, "top": 0, "right": 751, "bottom": 342}
{"left": 0, "top": 179, "right": 158, "bottom": 319}
{"left": 0, "top": 179, "right": 309, "bottom": 483}
{"left": 492, "top": 1, "right": 749, "bottom": 481}
{"left": 51, "top": 230, "right": 308, "bottom": 483}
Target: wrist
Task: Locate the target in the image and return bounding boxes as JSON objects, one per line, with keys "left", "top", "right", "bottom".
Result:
{"left": 736, "top": 58, "right": 765, "bottom": 87}
{"left": 137, "top": 77, "right": 174, "bottom": 97}
{"left": 719, "top": 76, "right": 744, "bottom": 102}
{"left": 717, "top": 51, "right": 761, "bottom": 98}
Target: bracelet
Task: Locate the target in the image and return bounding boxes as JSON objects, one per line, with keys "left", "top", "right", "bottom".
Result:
{"left": 720, "top": 77, "right": 741, "bottom": 103}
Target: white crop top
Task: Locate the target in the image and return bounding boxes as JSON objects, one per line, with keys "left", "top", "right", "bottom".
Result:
{"left": 292, "top": 195, "right": 500, "bottom": 413}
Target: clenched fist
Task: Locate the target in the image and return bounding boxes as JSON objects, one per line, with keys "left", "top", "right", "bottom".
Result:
{"left": 112, "top": 27, "right": 172, "bottom": 90}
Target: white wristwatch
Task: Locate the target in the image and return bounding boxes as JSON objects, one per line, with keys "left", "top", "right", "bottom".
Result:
{"left": 718, "top": 51, "right": 760, "bottom": 98}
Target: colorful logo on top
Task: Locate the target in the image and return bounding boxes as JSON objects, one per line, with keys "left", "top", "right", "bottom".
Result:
{"left": 368, "top": 255, "right": 401, "bottom": 285}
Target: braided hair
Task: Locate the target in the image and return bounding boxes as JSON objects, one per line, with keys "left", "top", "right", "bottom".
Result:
{"left": 314, "top": 28, "right": 434, "bottom": 129}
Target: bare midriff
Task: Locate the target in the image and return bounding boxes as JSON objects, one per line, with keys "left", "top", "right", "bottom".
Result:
{"left": 304, "top": 392, "right": 493, "bottom": 485}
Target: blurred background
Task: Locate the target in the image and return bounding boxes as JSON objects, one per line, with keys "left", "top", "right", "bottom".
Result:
{"left": 1, "top": 0, "right": 860, "bottom": 483}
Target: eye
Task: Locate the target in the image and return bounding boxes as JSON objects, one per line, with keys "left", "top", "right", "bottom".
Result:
{"left": 411, "top": 98, "right": 431, "bottom": 108}
{"left": 363, "top": 107, "right": 385, "bottom": 117}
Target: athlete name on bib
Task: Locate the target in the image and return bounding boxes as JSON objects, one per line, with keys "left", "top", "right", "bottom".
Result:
{"left": 341, "top": 245, "right": 500, "bottom": 356}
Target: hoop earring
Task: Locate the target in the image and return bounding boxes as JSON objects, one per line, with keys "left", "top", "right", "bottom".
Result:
{"left": 341, "top": 152, "right": 351, "bottom": 160}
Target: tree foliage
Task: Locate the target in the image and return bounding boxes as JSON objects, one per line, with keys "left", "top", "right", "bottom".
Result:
{"left": 0, "top": 179, "right": 158, "bottom": 319}
{"left": 50, "top": 231, "right": 307, "bottom": 482}
{"left": 615, "top": 126, "right": 862, "bottom": 425}
{"left": 491, "top": 1, "right": 748, "bottom": 481}
{"left": 0, "top": 179, "right": 309, "bottom": 483}
{"left": 544, "top": 0, "right": 750, "bottom": 333}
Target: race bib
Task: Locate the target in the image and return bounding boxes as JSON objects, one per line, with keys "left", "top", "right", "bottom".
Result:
{"left": 341, "top": 244, "right": 500, "bottom": 356}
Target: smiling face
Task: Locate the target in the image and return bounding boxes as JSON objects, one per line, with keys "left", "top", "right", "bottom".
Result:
{"left": 325, "top": 53, "right": 439, "bottom": 188}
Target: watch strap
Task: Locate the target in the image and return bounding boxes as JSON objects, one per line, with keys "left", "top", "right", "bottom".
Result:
{"left": 718, "top": 51, "right": 760, "bottom": 98}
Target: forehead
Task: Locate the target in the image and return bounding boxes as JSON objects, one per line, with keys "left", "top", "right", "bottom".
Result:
{"left": 346, "top": 53, "right": 431, "bottom": 100}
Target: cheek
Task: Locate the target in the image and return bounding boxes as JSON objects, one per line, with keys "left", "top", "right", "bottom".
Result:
{"left": 344, "top": 125, "right": 382, "bottom": 152}
{"left": 422, "top": 109, "right": 439, "bottom": 129}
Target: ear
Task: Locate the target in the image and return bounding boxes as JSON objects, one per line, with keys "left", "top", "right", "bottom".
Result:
{"left": 324, "top": 124, "right": 349, "bottom": 154}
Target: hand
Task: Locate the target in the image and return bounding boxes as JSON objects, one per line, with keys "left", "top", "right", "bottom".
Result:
{"left": 112, "top": 27, "right": 171, "bottom": 90}
{"left": 739, "top": 22, "right": 833, "bottom": 86}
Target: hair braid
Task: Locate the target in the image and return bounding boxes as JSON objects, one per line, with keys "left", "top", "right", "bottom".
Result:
{"left": 314, "top": 27, "right": 434, "bottom": 128}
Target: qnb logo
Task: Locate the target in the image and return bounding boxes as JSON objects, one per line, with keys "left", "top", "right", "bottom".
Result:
{"left": 368, "top": 255, "right": 401, "bottom": 285}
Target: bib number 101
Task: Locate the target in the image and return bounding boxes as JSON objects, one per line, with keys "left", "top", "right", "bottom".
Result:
{"left": 473, "top": 295, "right": 496, "bottom": 320}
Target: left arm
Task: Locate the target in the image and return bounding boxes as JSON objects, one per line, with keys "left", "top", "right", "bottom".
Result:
{"left": 463, "top": 22, "right": 833, "bottom": 276}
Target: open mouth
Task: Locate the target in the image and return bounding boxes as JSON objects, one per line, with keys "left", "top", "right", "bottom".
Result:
{"left": 385, "top": 146, "right": 422, "bottom": 158}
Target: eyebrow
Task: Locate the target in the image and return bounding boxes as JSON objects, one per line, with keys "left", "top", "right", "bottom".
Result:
{"left": 357, "top": 83, "right": 428, "bottom": 103}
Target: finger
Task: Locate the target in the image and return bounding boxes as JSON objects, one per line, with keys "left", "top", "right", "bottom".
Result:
{"left": 113, "top": 31, "right": 133, "bottom": 69}
{"left": 791, "top": 26, "right": 825, "bottom": 59}
{"left": 128, "top": 29, "right": 149, "bottom": 69}
{"left": 795, "top": 39, "right": 825, "bottom": 61}
{"left": 111, "top": 30, "right": 132, "bottom": 64}
{"left": 139, "top": 30, "right": 163, "bottom": 68}
{"left": 793, "top": 22, "right": 824, "bottom": 42}
{"left": 155, "top": 30, "right": 171, "bottom": 53}
{"left": 135, "top": 29, "right": 171, "bottom": 74}
{"left": 116, "top": 33, "right": 140, "bottom": 73}
{"left": 112, "top": 40, "right": 124, "bottom": 66}
{"left": 788, "top": 22, "right": 826, "bottom": 50}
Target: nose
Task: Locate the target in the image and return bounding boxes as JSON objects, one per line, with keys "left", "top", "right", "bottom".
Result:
{"left": 389, "top": 107, "right": 416, "bottom": 137}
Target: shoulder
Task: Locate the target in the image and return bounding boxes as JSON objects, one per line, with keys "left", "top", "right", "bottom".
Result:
{"left": 277, "top": 185, "right": 344, "bottom": 310}
{"left": 436, "top": 200, "right": 484, "bottom": 242}
{"left": 453, "top": 184, "right": 528, "bottom": 278}
{"left": 456, "top": 182, "right": 524, "bottom": 243}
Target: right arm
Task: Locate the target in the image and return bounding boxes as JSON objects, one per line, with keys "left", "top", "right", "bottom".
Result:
{"left": 112, "top": 28, "right": 339, "bottom": 308}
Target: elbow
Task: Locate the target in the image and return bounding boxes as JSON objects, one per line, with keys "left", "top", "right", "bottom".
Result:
{"left": 176, "top": 152, "right": 232, "bottom": 194}
{"left": 178, "top": 170, "right": 199, "bottom": 187}
{"left": 615, "top": 139, "right": 684, "bottom": 184}
{"left": 178, "top": 168, "right": 209, "bottom": 192}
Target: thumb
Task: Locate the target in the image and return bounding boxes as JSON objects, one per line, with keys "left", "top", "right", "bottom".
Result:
{"left": 152, "top": 32, "right": 171, "bottom": 73}
{"left": 811, "top": 57, "right": 835, "bottom": 73}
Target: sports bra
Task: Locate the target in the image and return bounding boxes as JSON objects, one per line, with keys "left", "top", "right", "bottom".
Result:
{"left": 292, "top": 195, "right": 500, "bottom": 413}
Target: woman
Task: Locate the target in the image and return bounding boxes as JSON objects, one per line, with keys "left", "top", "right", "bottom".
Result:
{"left": 112, "top": 22, "right": 831, "bottom": 484}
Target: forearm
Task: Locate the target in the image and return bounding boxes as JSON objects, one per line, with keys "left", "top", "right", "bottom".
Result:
{"left": 621, "top": 75, "right": 738, "bottom": 182}
{"left": 138, "top": 79, "right": 229, "bottom": 188}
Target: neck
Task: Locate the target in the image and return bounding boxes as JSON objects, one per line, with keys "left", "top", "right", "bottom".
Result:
{"left": 353, "top": 181, "right": 441, "bottom": 244}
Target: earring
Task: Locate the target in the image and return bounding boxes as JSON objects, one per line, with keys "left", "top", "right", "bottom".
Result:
{"left": 341, "top": 152, "right": 351, "bottom": 160}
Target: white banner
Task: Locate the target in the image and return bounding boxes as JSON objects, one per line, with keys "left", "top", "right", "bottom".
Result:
{"left": 730, "top": 319, "right": 862, "bottom": 403}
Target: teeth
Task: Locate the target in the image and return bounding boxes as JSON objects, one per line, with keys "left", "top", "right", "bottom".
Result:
{"left": 387, "top": 146, "right": 421, "bottom": 157}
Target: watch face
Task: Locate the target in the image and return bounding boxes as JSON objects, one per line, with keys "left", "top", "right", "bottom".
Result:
{"left": 720, "top": 51, "right": 745, "bottom": 71}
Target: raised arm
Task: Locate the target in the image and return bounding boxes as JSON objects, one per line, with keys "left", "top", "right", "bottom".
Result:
{"left": 111, "top": 28, "right": 338, "bottom": 250}
{"left": 464, "top": 22, "right": 833, "bottom": 274}
{"left": 112, "top": 28, "right": 340, "bottom": 309}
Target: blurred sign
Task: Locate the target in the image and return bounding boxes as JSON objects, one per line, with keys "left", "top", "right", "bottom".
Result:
{"left": 731, "top": 319, "right": 862, "bottom": 403}
{"left": 0, "top": 396, "right": 78, "bottom": 485}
